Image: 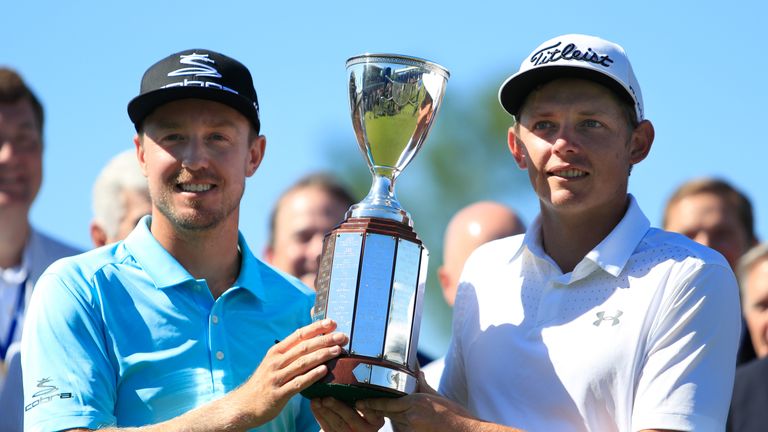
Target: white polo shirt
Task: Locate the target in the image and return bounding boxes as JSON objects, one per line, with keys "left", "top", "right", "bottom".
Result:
{"left": 440, "top": 196, "right": 740, "bottom": 432}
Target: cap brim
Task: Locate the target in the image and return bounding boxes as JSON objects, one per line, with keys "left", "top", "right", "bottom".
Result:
{"left": 498, "top": 65, "right": 635, "bottom": 118}
{"left": 128, "top": 86, "right": 260, "bottom": 132}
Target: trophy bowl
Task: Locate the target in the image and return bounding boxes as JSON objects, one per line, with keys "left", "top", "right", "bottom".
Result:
{"left": 346, "top": 54, "right": 449, "bottom": 224}
{"left": 301, "top": 54, "right": 449, "bottom": 405}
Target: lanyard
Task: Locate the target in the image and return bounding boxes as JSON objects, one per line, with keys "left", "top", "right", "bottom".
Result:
{"left": 1, "top": 277, "right": 27, "bottom": 361}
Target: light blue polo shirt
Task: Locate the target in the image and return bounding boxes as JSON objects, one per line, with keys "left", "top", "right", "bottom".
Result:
{"left": 21, "top": 216, "right": 318, "bottom": 432}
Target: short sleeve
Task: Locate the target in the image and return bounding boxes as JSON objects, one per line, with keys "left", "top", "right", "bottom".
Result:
{"left": 21, "top": 272, "right": 117, "bottom": 432}
{"left": 632, "top": 263, "right": 741, "bottom": 431}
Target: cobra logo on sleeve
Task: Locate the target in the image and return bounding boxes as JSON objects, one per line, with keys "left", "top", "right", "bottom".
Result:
{"left": 24, "top": 377, "right": 73, "bottom": 411}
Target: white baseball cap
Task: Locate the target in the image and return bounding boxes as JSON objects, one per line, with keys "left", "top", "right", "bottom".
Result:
{"left": 498, "top": 34, "right": 644, "bottom": 122}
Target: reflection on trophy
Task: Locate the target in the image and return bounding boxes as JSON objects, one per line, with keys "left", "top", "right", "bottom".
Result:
{"left": 301, "top": 54, "right": 449, "bottom": 404}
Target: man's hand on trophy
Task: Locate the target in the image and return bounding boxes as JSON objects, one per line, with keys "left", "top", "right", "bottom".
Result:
{"left": 310, "top": 372, "right": 473, "bottom": 432}
{"left": 228, "top": 319, "right": 348, "bottom": 429}
{"left": 312, "top": 397, "right": 385, "bottom": 432}
{"left": 358, "top": 392, "right": 476, "bottom": 432}
{"left": 415, "top": 369, "right": 438, "bottom": 395}
{"left": 312, "top": 392, "right": 476, "bottom": 432}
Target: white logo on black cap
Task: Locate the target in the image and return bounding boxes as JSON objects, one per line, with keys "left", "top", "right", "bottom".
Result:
{"left": 168, "top": 53, "right": 222, "bottom": 78}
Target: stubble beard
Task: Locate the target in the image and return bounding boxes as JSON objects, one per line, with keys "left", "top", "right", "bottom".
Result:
{"left": 151, "top": 179, "right": 244, "bottom": 232}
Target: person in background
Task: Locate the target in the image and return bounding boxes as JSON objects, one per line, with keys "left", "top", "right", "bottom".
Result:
{"left": 728, "top": 243, "right": 768, "bottom": 432}
{"left": 264, "top": 172, "right": 353, "bottom": 290}
{"left": 663, "top": 178, "right": 756, "bottom": 270}
{"left": 663, "top": 177, "right": 758, "bottom": 364}
{"left": 21, "top": 49, "right": 345, "bottom": 432}
{"left": 313, "top": 33, "right": 741, "bottom": 432}
{"left": 422, "top": 200, "right": 525, "bottom": 387}
{"left": 0, "top": 67, "right": 81, "bottom": 432}
{"left": 90, "top": 149, "right": 151, "bottom": 247}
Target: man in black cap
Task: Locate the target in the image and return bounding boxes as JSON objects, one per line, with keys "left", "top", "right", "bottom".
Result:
{"left": 314, "top": 34, "right": 741, "bottom": 432}
{"left": 21, "top": 49, "right": 343, "bottom": 431}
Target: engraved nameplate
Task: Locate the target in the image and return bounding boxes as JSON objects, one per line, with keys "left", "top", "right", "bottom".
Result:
{"left": 312, "top": 233, "right": 338, "bottom": 321}
{"left": 383, "top": 239, "right": 420, "bottom": 364}
{"left": 407, "top": 247, "right": 428, "bottom": 370}
{"left": 350, "top": 233, "right": 396, "bottom": 357}
{"left": 326, "top": 233, "right": 363, "bottom": 352}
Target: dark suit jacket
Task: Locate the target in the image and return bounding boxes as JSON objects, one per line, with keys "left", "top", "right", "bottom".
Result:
{"left": 728, "top": 357, "right": 768, "bottom": 432}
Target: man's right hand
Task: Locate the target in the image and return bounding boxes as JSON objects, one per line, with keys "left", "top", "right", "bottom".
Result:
{"left": 227, "top": 318, "right": 347, "bottom": 429}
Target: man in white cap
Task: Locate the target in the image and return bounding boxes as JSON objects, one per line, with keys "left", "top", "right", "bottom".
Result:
{"left": 313, "top": 34, "right": 741, "bottom": 432}
{"left": 21, "top": 49, "right": 346, "bottom": 431}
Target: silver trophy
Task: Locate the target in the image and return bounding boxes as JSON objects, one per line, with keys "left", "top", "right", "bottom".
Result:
{"left": 302, "top": 54, "right": 449, "bottom": 404}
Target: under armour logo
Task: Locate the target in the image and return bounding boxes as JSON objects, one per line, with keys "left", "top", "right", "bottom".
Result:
{"left": 168, "top": 53, "right": 221, "bottom": 78}
{"left": 593, "top": 310, "right": 623, "bottom": 327}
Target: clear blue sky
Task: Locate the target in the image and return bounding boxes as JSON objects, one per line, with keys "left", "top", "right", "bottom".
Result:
{"left": 4, "top": 1, "right": 766, "bottom": 356}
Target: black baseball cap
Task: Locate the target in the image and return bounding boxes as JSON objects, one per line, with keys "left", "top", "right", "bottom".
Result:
{"left": 128, "top": 49, "right": 260, "bottom": 132}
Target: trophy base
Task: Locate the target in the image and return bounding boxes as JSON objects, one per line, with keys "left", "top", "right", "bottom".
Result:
{"left": 307, "top": 217, "right": 425, "bottom": 405}
{"left": 301, "top": 382, "right": 400, "bottom": 406}
{"left": 300, "top": 356, "right": 417, "bottom": 406}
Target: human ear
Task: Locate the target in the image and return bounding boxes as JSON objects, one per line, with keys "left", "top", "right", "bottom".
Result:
{"left": 90, "top": 222, "right": 108, "bottom": 248}
{"left": 628, "top": 120, "right": 655, "bottom": 164}
{"left": 246, "top": 135, "right": 266, "bottom": 177}
{"left": 508, "top": 126, "right": 527, "bottom": 169}
{"left": 134, "top": 134, "right": 148, "bottom": 177}
{"left": 437, "top": 266, "right": 456, "bottom": 306}
{"left": 263, "top": 246, "right": 275, "bottom": 264}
